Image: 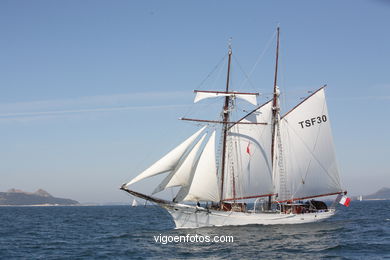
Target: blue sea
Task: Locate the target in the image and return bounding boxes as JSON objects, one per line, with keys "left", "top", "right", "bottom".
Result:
{"left": 0, "top": 200, "right": 389, "bottom": 259}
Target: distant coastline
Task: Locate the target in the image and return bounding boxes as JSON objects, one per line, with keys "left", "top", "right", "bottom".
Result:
{"left": 353, "top": 187, "right": 390, "bottom": 201}
{"left": 0, "top": 189, "right": 79, "bottom": 206}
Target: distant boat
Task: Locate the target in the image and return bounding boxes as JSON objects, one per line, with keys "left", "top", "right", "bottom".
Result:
{"left": 358, "top": 195, "right": 363, "bottom": 201}
{"left": 132, "top": 199, "right": 139, "bottom": 207}
{"left": 121, "top": 27, "right": 348, "bottom": 228}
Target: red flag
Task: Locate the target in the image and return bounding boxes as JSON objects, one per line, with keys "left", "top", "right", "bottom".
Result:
{"left": 339, "top": 195, "right": 351, "bottom": 207}
{"left": 246, "top": 142, "right": 251, "bottom": 155}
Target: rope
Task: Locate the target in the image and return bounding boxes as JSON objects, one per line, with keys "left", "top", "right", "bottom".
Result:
{"left": 237, "top": 30, "right": 278, "bottom": 91}
{"left": 232, "top": 55, "right": 257, "bottom": 91}
{"left": 181, "top": 55, "right": 227, "bottom": 119}
{"left": 195, "top": 54, "right": 227, "bottom": 90}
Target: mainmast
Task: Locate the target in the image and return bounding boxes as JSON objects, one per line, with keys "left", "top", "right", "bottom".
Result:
{"left": 270, "top": 27, "right": 280, "bottom": 209}
{"left": 220, "top": 42, "right": 233, "bottom": 206}
{"left": 271, "top": 27, "right": 280, "bottom": 160}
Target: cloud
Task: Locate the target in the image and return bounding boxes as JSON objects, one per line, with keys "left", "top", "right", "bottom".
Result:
{"left": 0, "top": 90, "right": 189, "bottom": 113}
{"left": 0, "top": 91, "right": 191, "bottom": 122}
{"left": 0, "top": 104, "right": 190, "bottom": 118}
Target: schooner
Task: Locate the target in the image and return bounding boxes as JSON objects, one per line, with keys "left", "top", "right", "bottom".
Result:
{"left": 121, "top": 28, "right": 347, "bottom": 228}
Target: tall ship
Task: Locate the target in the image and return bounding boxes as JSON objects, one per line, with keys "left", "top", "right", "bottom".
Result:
{"left": 121, "top": 28, "right": 348, "bottom": 228}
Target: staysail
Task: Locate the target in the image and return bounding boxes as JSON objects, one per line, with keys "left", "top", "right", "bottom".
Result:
{"left": 152, "top": 134, "right": 207, "bottom": 194}
{"left": 278, "top": 88, "right": 342, "bottom": 200}
{"left": 126, "top": 126, "right": 206, "bottom": 186}
{"left": 175, "top": 131, "right": 220, "bottom": 202}
{"left": 223, "top": 100, "right": 274, "bottom": 200}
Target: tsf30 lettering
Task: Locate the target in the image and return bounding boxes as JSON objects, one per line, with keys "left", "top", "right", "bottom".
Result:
{"left": 298, "top": 115, "right": 327, "bottom": 129}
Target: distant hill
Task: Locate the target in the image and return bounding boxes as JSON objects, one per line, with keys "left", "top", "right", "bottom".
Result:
{"left": 363, "top": 187, "right": 390, "bottom": 200}
{"left": 0, "top": 189, "right": 79, "bottom": 206}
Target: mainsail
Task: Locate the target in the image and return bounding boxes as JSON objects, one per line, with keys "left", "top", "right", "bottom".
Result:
{"left": 277, "top": 88, "right": 342, "bottom": 201}
{"left": 223, "top": 100, "right": 274, "bottom": 200}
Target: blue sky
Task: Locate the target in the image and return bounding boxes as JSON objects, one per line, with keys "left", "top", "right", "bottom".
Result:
{"left": 1, "top": 0, "right": 389, "bottom": 203}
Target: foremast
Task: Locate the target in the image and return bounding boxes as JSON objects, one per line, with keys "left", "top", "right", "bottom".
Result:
{"left": 178, "top": 42, "right": 260, "bottom": 206}
{"left": 219, "top": 42, "right": 234, "bottom": 207}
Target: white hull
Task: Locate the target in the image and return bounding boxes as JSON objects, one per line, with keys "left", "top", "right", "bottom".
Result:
{"left": 163, "top": 204, "right": 335, "bottom": 228}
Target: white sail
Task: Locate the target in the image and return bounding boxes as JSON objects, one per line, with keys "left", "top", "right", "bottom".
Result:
{"left": 132, "top": 199, "right": 138, "bottom": 207}
{"left": 224, "top": 101, "right": 274, "bottom": 200}
{"left": 126, "top": 126, "right": 206, "bottom": 186}
{"left": 279, "top": 88, "right": 342, "bottom": 200}
{"left": 152, "top": 134, "right": 207, "bottom": 194}
{"left": 194, "top": 91, "right": 258, "bottom": 106}
{"left": 178, "top": 131, "right": 220, "bottom": 202}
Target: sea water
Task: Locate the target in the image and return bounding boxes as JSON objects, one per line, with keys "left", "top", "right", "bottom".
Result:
{"left": 0, "top": 200, "right": 389, "bottom": 259}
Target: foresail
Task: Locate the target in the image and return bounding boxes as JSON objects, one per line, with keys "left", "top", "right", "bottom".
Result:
{"left": 194, "top": 91, "right": 258, "bottom": 106}
{"left": 179, "top": 131, "right": 220, "bottom": 202}
{"left": 279, "top": 88, "right": 342, "bottom": 200}
{"left": 125, "top": 126, "right": 206, "bottom": 186}
{"left": 224, "top": 100, "right": 274, "bottom": 200}
{"left": 152, "top": 134, "right": 207, "bottom": 194}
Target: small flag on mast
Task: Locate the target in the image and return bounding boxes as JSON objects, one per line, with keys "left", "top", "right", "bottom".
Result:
{"left": 339, "top": 195, "right": 351, "bottom": 207}
{"left": 246, "top": 142, "right": 251, "bottom": 155}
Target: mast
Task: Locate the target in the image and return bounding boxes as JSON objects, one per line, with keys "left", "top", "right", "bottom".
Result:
{"left": 271, "top": 27, "right": 280, "bottom": 161}
{"left": 270, "top": 27, "right": 280, "bottom": 209}
{"left": 220, "top": 42, "right": 233, "bottom": 206}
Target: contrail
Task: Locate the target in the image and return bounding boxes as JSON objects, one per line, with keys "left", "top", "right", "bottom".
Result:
{"left": 0, "top": 104, "right": 190, "bottom": 118}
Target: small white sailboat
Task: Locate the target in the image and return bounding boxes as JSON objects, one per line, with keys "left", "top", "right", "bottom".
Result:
{"left": 358, "top": 195, "right": 363, "bottom": 201}
{"left": 132, "top": 199, "right": 139, "bottom": 207}
{"left": 121, "top": 27, "right": 348, "bottom": 228}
